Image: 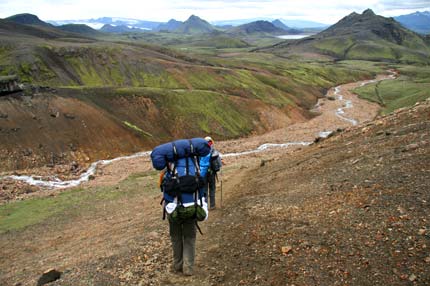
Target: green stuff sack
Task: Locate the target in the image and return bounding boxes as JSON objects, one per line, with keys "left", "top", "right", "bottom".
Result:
{"left": 169, "top": 205, "right": 207, "bottom": 223}
{"left": 195, "top": 205, "right": 207, "bottom": 221}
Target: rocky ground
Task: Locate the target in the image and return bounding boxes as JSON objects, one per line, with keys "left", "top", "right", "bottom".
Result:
{"left": 1, "top": 74, "right": 429, "bottom": 285}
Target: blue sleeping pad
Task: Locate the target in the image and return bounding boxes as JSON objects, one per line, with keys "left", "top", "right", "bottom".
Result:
{"left": 150, "top": 138, "right": 211, "bottom": 170}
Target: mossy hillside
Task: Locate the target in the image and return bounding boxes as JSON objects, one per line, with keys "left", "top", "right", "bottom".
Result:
{"left": 59, "top": 86, "right": 241, "bottom": 140}
{"left": 177, "top": 36, "right": 250, "bottom": 49}
{"left": 353, "top": 65, "right": 430, "bottom": 114}
{"left": 336, "top": 60, "right": 387, "bottom": 73}
{"left": 312, "top": 36, "right": 354, "bottom": 57}
{"left": 209, "top": 52, "right": 375, "bottom": 86}
{"left": 115, "top": 88, "right": 258, "bottom": 138}
{"left": 0, "top": 45, "right": 13, "bottom": 76}
{"left": 0, "top": 45, "right": 59, "bottom": 84}
{"left": 210, "top": 54, "right": 380, "bottom": 109}
{"left": 311, "top": 36, "right": 430, "bottom": 64}
{"left": 0, "top": 170, "right": 160, "bottom": 234}
{"left": 156, "top": 89, "right": 254, "bottom": 136}
{"left": 2, "top": 38, "right": 375, "bottom": 102}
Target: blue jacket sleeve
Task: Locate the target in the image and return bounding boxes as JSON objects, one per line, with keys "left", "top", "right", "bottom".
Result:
{"left": 199, "top": 153, "right": 211, "bottom": 178}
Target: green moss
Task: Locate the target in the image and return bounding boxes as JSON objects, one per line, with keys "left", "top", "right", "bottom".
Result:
{"left": 66, "top": 57, "right": 105, "bottom": 86}
{"left": 347, "top": 41, "right": 397, "bottom": 61}
{"left": 161, "top": 89, "right": 253, "bottom": 136}
{"left": 123, "top": 121, "right": 153, "bottom": 137}
{"left": 140, "top": 71, "right": 180, "bottom": 88}
{"left": 0, "top": 171, "right": 161, "bottom": 234}
{"left": 0, "top": 188, "right": 101, "bottom": 233}
{"left": 313, "top": 37, "right": 354, "bottom": 57}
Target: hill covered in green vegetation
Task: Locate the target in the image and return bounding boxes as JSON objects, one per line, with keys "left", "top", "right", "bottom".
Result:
{"left": 0, "top": 14, "right": 380, "bottom": 171}
{"left": 1, "top": 11, "right": 429, "bottom": 171}
{"left": 258, "top": 9, "right": 430, "bottom": 64}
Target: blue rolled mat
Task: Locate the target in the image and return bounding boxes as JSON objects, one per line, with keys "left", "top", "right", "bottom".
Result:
{"left": 151, "top": 138, "right": 210, "bottom": 170}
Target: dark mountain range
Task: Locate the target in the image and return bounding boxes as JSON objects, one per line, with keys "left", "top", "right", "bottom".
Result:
{"left": 175, "top": 15, "right": 215, "bottom": 34}
{"left": 58, "top": 24, "right": 102, "bottom": 36}
{"left": 2, "top": 14, "right": 101, "bottom": 39}
{"left": 272, "top": 19, "right": 289, "bottom": 30}
{"left": 88, "top": 17, "right": 161, "bottom": 29}
{"left": 100, "top": 24, "right": 144, "bottom": 33}
{"left": 153, "top": 19, "right": 182, "bottom": 32}
{"left": 212, "top": 18, "right": 327, "bottom": 28}
{"left": 395, "top": 11, "right": 430, "bottom": 34}
{"left": 0, "top": 16, "right": 84, "bottom": 39}
{"left": 229, "top": 20, "right": 287, "bottom": 35}
{"left": 5, "top": 13, "right": 53, "bottom": 27}
{"left": 258, "top": 9, "right": 430, "bottom": 63}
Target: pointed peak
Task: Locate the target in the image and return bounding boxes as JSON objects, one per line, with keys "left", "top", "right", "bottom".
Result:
{"left": 188, "top": 15, "right": 201, "bottom": 21}
{"left": 362, "top": 9, "right": 376, "bottom": 16}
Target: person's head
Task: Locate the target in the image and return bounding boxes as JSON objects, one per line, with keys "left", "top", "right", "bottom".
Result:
{"left": 205, "top": 136, "right": 214, "bottom": 147}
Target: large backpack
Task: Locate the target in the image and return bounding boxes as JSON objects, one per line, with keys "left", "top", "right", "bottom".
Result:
{"left": 210, "top": 149, "right": 222, "bottom": 173}
{"left": 151, "top": 138, "right": 210, "bottom": 222}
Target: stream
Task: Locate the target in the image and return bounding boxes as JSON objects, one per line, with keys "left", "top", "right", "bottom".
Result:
{"left": 4, "top": 72, "right": 396, "bottom": 189}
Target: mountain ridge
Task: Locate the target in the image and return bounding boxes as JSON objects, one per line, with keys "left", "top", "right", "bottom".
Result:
{"left": 5, "top": 13, "right": 53, "bottom": 27}
{"left": 229, "top": 20, "right": 288, "bottom": 35}
{"left": 174, "top": 15, "right": 215, "bottom": 34}
{"left": 257, "top": 9, "right": 430, "bottom": 63}
{"left": 395, "top": 11, "right": 430, "bottom": 34}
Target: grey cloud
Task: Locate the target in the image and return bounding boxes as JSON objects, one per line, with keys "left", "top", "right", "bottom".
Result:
{"left": 379, "top": 0, "right": 430, "bottom": 10}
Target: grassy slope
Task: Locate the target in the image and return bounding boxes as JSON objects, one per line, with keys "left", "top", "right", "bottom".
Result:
{"left": 0, "top": 170, "right": 159, "bottom": 233}
{"left": 0, "top": 36, "right": 377, "bottom": 138}
{"left": 311, "top": 37, "right": 430, "bottom": 64}
{"left": 353, "top": 65, "right": 430, "bottom": 114}
{"left": 3, "top": 29, "right": 428, "bottom": 171}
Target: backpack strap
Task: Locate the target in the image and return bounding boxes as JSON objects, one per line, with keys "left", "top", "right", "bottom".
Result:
{"left": 195, "top": 221, "right": 203, "bottom": 235}
{"left": 171, "top": 142, "right": 178, "bottom": 175}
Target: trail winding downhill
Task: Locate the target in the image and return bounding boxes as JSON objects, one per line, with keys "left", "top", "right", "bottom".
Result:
{"left": 3, "top": 71, "right": 397, "bottom": 189}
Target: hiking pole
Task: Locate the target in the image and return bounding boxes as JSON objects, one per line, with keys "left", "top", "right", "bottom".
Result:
{"left": 220, "top": 169, "right": 223, "bottom": 209}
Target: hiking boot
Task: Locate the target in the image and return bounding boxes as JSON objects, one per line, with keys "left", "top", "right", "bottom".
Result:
{"left": 183, "top": 267, "right": 193, "bottom": 276}
{"left": 170, "top": 265, "right": 182, "bottom": 274}
{"left": 209, "top": 206, "right": 216, "bottom": 210}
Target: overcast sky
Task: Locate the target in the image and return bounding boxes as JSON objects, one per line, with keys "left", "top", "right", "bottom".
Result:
{"left": 0, "top": 0, "right": 429, "bottom": 24}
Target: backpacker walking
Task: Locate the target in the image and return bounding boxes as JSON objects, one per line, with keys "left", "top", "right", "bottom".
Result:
{"left": 203, "top": 136, "right": 223, "bottom": 209}
{"left": 151, "top": 138, "right": 210, "bottom": 276}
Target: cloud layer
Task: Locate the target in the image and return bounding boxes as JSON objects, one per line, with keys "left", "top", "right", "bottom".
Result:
{"left": 0, "top": 0, "right": 429, "bottom": 23}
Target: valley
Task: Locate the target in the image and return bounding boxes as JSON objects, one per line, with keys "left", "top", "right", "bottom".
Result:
{"left": 0, "top": 75, "right": 428, "bottom": 286}
{"left": 1, "top": 7, "right": 430, "bottom": 286}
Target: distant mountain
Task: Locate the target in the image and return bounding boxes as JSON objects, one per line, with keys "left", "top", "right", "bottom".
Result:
{"left": 1, "top": 14, "right": 93, "bottom": 39}
{"left": 154, "top": 19, "right": 182, "bottom": 32}
{"left": 48, "top": 17, "right": 161, "bottom": 30}
{"left": 395, "top": 11, "right": 430, "bottom": 34}
{"left": 272, "top": 19, "right": 289, "bottom": 30}
{"left": 175, "top": 15, "right": 215, "bottom": 34}
{"left": 229, "top": 20, "right": 288, "bottom": 35}
{"left": 0, "top": 18, "right": 65, "bottom": 39}
{"left": 100, "top": 24, "right": 145, "bottom": 33}
{"left": 278, "top": 19, "right": 328, "bottom": 29}
{"left": 58, "top": 24, "right": 102, "bottom": 36}
{"left": 89, "top": 17, "right": 161, "bottom": 30}
{"left": 212, "top": 18, "right": 327, "bottom": 28}
{"left": 5, "top": 13, "right": 53, "bottom": 27}
{"left": 258, "top": 9, "right": 430, "bottom": 63}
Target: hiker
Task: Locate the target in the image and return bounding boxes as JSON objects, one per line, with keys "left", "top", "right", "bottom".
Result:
{"left": 201, "top": 136, "right": 222, "bottom": 209}
{"left": 151, "top": 138, "right": 210, "bottom": 276}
